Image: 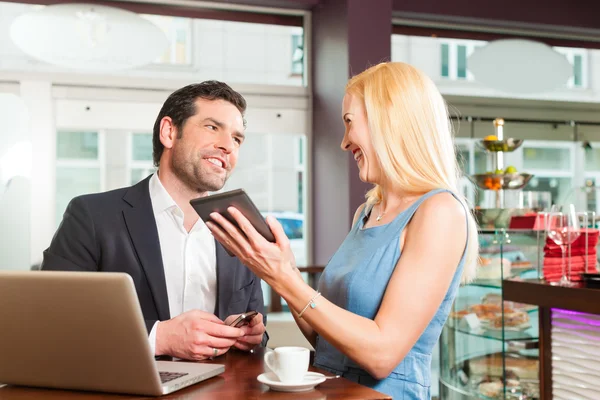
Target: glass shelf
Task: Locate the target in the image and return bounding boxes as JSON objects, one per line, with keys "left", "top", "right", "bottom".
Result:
{"left": 449, "top": 307, "right": 540, "bottom": 342}
{"left": 469, "top": 279, "right": 503, "bottom": 289}
{"left": 453, "top": 324, "right": 539, "bottom": 342}
{"left": 479, "top": 228, "right": 540, "bottom": 236}
{"left": 468, "top": 270, "right": 539, "bottom": 289}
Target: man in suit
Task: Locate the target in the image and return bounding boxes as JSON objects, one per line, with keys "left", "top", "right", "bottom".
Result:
{"left": 42, "top": 81, "right": 267, "bottom": 361}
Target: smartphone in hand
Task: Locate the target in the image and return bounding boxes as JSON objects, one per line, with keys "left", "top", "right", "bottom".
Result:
{"left": 229, "top": 311, "right": 258, "bottom": 328}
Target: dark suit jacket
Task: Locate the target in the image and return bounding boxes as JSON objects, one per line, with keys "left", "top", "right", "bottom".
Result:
{"left": 41, "top": 176, "right": 267, "bottom": 346}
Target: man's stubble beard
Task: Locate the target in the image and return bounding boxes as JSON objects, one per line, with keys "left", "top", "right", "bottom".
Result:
{"left": 171, "top": 146, "right": 230, "bottom": 194}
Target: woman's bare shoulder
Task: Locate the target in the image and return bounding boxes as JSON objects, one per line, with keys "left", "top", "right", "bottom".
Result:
{"left": 412, "top": 191, "right": 466, "bottom": 231}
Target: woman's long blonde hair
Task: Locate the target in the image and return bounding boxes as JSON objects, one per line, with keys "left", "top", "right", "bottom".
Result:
{"left": 346, "top": 62, "right": 478, "bottom": 283}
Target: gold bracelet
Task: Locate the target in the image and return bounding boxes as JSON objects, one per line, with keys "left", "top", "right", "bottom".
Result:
{"left": 297, "top": 292, "right": 321, "bottom": 319}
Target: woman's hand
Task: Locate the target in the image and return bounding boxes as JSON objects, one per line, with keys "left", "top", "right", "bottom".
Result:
{"left": 205, "top": 207, "right": 297, "bottom": 285}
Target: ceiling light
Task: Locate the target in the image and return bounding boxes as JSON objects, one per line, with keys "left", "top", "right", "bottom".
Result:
{"left": 10, "top": 3, "right": 168, "bottom": 71}
{"left": 468, "top": 39, "right": 572, "bottom": 94}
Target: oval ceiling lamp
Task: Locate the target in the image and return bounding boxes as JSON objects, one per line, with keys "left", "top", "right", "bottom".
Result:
{"left": 10, "top": 3, "right": 168, "bottom": 71}
{"left": 468, "top": 39, "right": 572, "bottom": 94}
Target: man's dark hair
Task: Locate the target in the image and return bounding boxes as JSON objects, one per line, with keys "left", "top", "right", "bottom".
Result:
{"left": 152, "top": 80, "right": 247, "bottom": 167}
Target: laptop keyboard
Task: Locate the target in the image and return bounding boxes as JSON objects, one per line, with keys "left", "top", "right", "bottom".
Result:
{"left": 159, "top": 371, "right": 189, "bottom": 384}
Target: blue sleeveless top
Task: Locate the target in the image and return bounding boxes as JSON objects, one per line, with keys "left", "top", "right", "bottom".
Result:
{"left": 314, "top": 189, "right": 468, "bottom": 399}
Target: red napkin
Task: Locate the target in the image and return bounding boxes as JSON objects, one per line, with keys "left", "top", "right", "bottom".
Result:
{"left": 545, "top": 248, "right": 597, "bottom": 257}
{"left": 542, "top": 229, "right": 599, "bottom": 282}
{"left": 543, "top": 260, "right": 598, "bottom": 282}
{"left": 543, "top": 255, "right": 597, "bottom": 267}
{"left": 543, "top": 263, "right": 596, "bottom": 274}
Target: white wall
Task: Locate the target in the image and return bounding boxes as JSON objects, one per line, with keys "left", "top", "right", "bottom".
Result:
{"left": 21, "top": 81, "right": 55, "bottom": 266}
{"left": 0, "top": 92, "right": 31, "bottom": 270}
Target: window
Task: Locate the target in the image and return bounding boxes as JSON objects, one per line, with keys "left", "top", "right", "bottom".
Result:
{"left": 585, "top": 145, "right": 600, "bottom": 171}
{"left": 439, "top": 39, "right": 485, "bottom": 81}
{"left": 574, "top": 54, "right": 583, "bottom": 87}
{"left": 441, "top": 43, "right": 449, "bottom": 77}
{"left": 457, "top": 45, "right": 467, "bottom": 79}
{"left": 297, "top": 171, "right": 303, "bottom": 213}
{"left": 291, "top": 33, "right": 304, "bottom": 76}
{"left": 129, "top": 133, "right": 155, "bottom": 185}
{"left": 553, "top": 47, "right": 588, "bottom": 89}
{"left": 521, "top": 142, "right": 575, "bottom": 205}
{"left": 55, "top": 131, "right": 103, "bottom": 226}
{"left": 523, "top": 146, "right": 571, "bottom": 171}
{"left": 582, "top": 143, "right": 600, "bottom": 214}
{"left": 295, "top": 136, "right": 305, "bottom": 214}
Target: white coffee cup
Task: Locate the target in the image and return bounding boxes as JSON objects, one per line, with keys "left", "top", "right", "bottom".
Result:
{"left": 264, "top": 346, "right": 310, "bottom": 383}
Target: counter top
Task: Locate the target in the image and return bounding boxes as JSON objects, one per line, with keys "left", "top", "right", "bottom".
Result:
{"left": 503, "top": 278, "right": 600, "bottom": 314}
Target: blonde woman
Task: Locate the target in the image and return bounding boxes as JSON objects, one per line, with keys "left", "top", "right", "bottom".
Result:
{"left": 206, "top": 62, "right": 478, "bottom": 399}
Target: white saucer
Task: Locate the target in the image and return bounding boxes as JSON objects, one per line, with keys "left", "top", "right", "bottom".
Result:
{"left": 257, "top": 371, "right": 326, "bottom": 392}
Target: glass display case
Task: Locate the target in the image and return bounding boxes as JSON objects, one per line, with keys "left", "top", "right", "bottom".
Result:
{"left": 439, "top": 229, "right": 542, "bottom": 399}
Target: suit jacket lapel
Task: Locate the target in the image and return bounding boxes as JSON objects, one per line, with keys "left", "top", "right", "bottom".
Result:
{"left": 122, "top": 177, "right": 170, "bottom": 321}
{"left": 215, "top": 240, "right": 236, "bottom": 319}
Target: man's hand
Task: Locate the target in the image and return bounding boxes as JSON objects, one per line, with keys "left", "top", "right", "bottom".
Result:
{"left": 224, "top": 312, "right": 266, "bottom": 351}
{"left": 156, "top": 310, "right": 245, "bottom": 360}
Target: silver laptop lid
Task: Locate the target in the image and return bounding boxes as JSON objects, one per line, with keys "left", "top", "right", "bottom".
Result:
{"left": 0, "top": 271, "right": 163, "bottom": 395}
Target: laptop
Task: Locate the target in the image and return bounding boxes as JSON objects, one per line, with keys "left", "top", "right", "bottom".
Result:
{"left": 0, "top": 271, "right": 225, "bottom": 396}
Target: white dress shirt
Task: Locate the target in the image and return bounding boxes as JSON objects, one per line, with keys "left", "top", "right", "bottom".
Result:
{"left": 147, "top": 173, "right": 217, "bottom": 354}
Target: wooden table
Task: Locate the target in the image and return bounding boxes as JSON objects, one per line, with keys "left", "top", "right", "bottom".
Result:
{"left": 0, "top": 347, "right": 390, "bottom": 399}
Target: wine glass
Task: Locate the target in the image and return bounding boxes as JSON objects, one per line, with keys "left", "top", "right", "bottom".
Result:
{"left": 546, "top": 205, "right": 580, "bottom": 286}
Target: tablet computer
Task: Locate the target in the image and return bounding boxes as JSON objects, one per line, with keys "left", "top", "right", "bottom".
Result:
{"left": 190, "top": 189, "right": 275, "bottom": 243}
